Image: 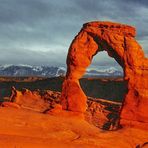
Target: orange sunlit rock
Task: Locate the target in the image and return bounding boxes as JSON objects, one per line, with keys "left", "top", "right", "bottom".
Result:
{"left": 0, "top": 107, "right": 147, "bottom": 148}
{"left": 1, "top": 102, "right": 21, "bottom": 109}
{"left": 8, "top": 87, "right": 50, "bottom": 112}
{"left": 61, "top": 21, "right": 148, "bottom": 127}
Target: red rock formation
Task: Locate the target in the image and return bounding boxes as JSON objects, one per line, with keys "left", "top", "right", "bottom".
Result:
{"left": 4, "top": 88, "right": 61, "bottom": 112}
{"left": 61, "top": 21, "right": 148, "bottom": 126}
{"left": 0, "top": 107, "right": 147, "bottom": 148}
{"left": 2, "top": 86, "right": 122, "bottom": 129}
{"left": 10, "top": 88, "right": 50, "bottom": 112}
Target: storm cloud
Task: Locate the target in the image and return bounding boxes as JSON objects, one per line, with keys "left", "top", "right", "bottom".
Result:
{"left": 0, "top": 0, "right": 148, "bottom": 67}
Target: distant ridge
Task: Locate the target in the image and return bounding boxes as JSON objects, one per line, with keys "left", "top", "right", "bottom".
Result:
{"left": 0, "top": 65, "right": 123, "bottom": 77}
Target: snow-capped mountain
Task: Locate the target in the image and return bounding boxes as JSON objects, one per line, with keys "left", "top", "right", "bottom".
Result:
{"left": 0, "top": 65, "right": 66, "bottom": 77}
{"left": 0, "top": 65, "right": 123, "bottom": 77}
{"left": 85, "top": 67, "right": 123, "bottom": 77}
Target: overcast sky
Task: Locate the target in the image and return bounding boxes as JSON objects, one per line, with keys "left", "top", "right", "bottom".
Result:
{"left": 0, "top": 0, "right": 148, "bottom": 67}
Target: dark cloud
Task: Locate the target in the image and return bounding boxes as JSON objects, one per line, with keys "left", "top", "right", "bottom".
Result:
{"left": 122, "top": 0, "right": 148, "bottom": 7}
{"left": 0, "top": 0, "right": 147, "bottom": 67}
{"left": 0, "top": 0, "right": 52, "bottom": 24}
{"left": 0, "top": 48, "right": 67, "bottom": 66}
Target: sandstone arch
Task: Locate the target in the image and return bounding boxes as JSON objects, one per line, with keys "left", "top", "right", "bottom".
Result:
{"left": 61, "top": 21, "right": 148, "bottom": 124}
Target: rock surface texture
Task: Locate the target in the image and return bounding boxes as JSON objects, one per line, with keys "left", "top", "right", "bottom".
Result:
{"left": 3, "top": 87, "right": 61, "bottom": 112}
{"left": 61, "top": 21, "right": 148, "bottom": 127}
{"left": 0, "top": 107, "right": 148, "bottom": 148}
{"left": 2, "top": 87, "right": 122, "bottom": 130}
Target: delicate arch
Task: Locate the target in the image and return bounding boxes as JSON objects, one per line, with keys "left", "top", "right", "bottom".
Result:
{"left": 61, "top": 21, "right": 148, "bottom": 125}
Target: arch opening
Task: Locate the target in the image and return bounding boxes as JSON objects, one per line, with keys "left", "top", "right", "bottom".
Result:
{"left": 80, "top": 51, "right": 127, "bottom": 102}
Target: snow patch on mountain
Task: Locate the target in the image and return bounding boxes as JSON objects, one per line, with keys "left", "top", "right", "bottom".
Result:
{"left": 0, "top": 65, "right": 123, "bottom": 77}
{"left": 85, "top": 66, "right": 123, "bottom": 77}
{"left": 56, "top": 67, "right": 66, "bottom": 77}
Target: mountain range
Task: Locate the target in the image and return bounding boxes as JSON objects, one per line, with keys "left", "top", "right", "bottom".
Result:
{"left": 0, "top": 64, "right": 123, "bottom": 77}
